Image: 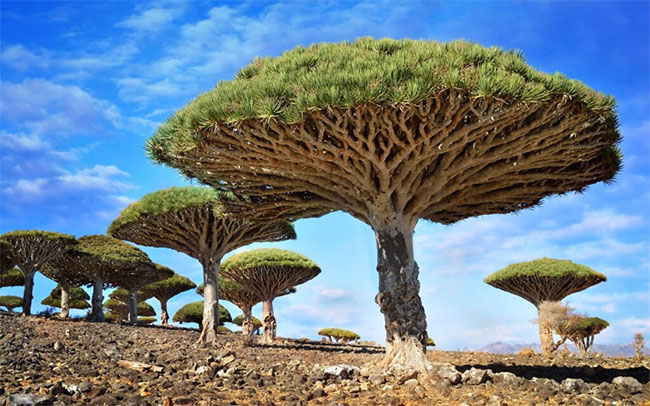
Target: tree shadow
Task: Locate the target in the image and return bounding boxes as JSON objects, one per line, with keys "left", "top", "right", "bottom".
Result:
{"left": 248, "top": 339, "right": 385, "bottom": 354}
{"left": 456, "top": 363, "right": 650, "bottom": 384}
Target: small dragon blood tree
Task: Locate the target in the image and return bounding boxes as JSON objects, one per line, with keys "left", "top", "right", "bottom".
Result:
{"left": 0, "top": 296, "right": 22, "bottom": 314}
{"left": 108, "top": 186, "right": 295, "bottom": 344}
{"left": 145, "top": 38, "right": 621, "bottom": 370}
{"left": 0, "top": 240, "right": 15, "bottom": 275}
{"left": 41, "top": 285, "right": 90, "bottom": 313}
{"left": 318, "top": 328, "right": 361, "bottom": 343}
{"left": 0, "top": 267, "right": 24, "bottom": 288}
{"left": 556, "top": 315, "right": 608, "bottom": 356}
{"left": 112, "top": 263, "right": 173, "bottom": 324}
{"left": 41, "top": 259, "right": 92, "bottom": 319}
{"left": 485, "top": 257, "right": 606, "bottom": 357}
{"left": 47, "top": 235, "right": 155, "bottom": 322}
{"left": 233, "top": 314, "right": 263, "bottom": 335}
{"left": 140, "top": 273, "right": 197, "bottom": 326}
{"left": 172, "top": 301, "right": 231, "bottom": 329}
{"left": 104, "top": 298, "right": 156, "bottom": 322}
{"left": 221, "top": 248, "right": 320, "bottom": 344}
{"left": 0, "top": 230, "right": 77, "bottom": 315}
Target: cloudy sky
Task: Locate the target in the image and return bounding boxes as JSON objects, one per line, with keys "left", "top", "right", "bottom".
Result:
{"left": 1, "top": 1, "right": 648, "bottom": 349}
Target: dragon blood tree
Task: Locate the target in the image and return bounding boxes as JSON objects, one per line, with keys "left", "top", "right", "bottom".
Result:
{"left": 140, "top": 273, "right": 196, "bottom": 326}
{"left": 0, "top": 296, "right": 23, "bottom": 314}
{"left": 41, "top": 285, "right": 90, "bottom": 313}
{"left": 485, "top": 258, "right": 606, "bottom": 357}
{"left": 1, "top": 240, "right": 15, "bottom": 275}
{"left": 108, "top": 186, "right": 295, "bottom": 344}
{"left": 556, "top": 315, "right": 608, "bottom": 356}
{"left": 47, "top": 235, "right": 155, "bottom": 322}
{"left": 0, "top": 231, "right": 77, "bottom": 315}
{"left": 104, "top": 298, "right": 156, "bottom": 321}
{"left": 41, "top": 260, "right": 92, "bottom": 319}
{"left": 197, "top": 276, "right": 263, "bottom": 336}
{"left": 0, "top": 267, "right": 24, "bottom": 289}
{"left": 233, "top": 314, "right": 263, "bottom": 334}
{"left": 112, "top": 263, "right": 173, "bottom": 324}
{"left": 221, "top": 248, "right": 320, "bottom": 344}
{"left": 146, "top": 38, "right": 621, "bottom": 370}
{"left": 172, "top": 301, "right": 232, "bottom": 330}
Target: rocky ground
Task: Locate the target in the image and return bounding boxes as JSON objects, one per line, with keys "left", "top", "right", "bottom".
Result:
{"left": 0, "top": 314, "right": 648, "bottom": 406}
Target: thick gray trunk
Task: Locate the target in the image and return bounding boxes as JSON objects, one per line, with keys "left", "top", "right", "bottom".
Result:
{"left": 242, "top": 305, "right": 255, "bottom": 336}
{"left": 127, "top": 289, "right": 138, "bottom": 324}
{"left": 261, "top": 299, "right": 276, "bottom": 344}
{"left": 160, "top": 299, "right": 168, "bottom": 326}
{"left": 22, "top": 269, "right": 36, "bottom": 316}
{"left": 198, "top": 259, "right": 220, "bottom": 344}
{"left": 538, "top": 307, "right": 555, "bottom": 357}
{"left": 59, "top": 283, "right": 70, "bottom": 318}
{"left": 374, "top": 221, "right": 428, "bottom": 372}
{"left": 91, "top": 277, "right": 104, "bottom": 322}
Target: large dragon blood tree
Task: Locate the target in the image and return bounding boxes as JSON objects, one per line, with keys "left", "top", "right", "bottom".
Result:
{"left": 140, "top": 272, "right": 197, "bottom": 326}
{"left": 108, "top": 186, "right": 296, "bottom": 343}
{"left": 0, "top": 231, "right": 77, "bottom": 315}
{"left": 146, "top": 38, "right": 621, "bottom": 370}
{"left": 221, "top": 248, "right": 320, "bottom": 344}
{"left": 484, "top": 257, "right": 606, "bottom": 357}
{"left": 47, "top": 235, "right": 155, "bottom": 322}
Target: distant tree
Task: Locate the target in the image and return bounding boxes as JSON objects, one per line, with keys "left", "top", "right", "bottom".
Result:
{"left": 108, "top": 287, "right": 154, "bottom": 303}
{"left": 41, "top": 285, "right": 90, "bottom": 312}
{"left": 111, "top": 263, "right": 173, "bottom": 324}
{"left": 232, "top": 314, "right": 262, "bottom": 335}
{"left": 0, "top": 231, "right": 77, "bottom": 315}
{"left": 137, "top": 316, "right": 157, "bottom": 325}
{"left": 0, "top": 295, "right": 23, "bottom": 314}
{"left": 41, "top": 259, "right": 95, "bottom": 319}
{"left": 485, "top": 258, "right": 606, "bottom": 357}
{"left": 46, "top": 235, "right": 154, "bottom": 322}
{"left": 221, "top": 248, "right": 320, "bottom": 343}
{"left": 172, "top": 301, "right": 231, "bottom": 330}
{"left": 108, "top": 186, "right": 295, "bottom": 344}
{"left": 0, "top": 267, "right": 24, "bottom": 288}
{"left": 318, "top": 328, "right": 360, "bottom": 343}
{"left": 0, "top": 240, "right": 15, "bottom": 275}
{"left": 537, "top": 301, "right": 575, "bottom": 353}
{"left": 426, "top": 337, "right": 435, "bottom": 348}
{"left": 146, "top": 38, "right": 621, "bottom": 370}
{"left": 556, "top": 316, "right": 609, "bottom": 356}
{"left": 139, "top": 272, "right": 196, "bottom": 326}
{"left": 104, "top": 298, "right": 156, "bottom": 322}
{"left": 634, "top": 333, "right": 645, "bottom": 360}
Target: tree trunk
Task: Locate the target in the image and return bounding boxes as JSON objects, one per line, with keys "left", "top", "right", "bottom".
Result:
{"left": 261, "top": 299, "right": 276, "bottom": 344}
{"left": 160, "top": 299, "right": 168, "bottom": 326}
{"left": 91, "top": 276, "right": 105, "bottom": 322}
{"left": 198, "top": 258, "right": 220, "bottom": 344}
{"left": 241, "top": 305, "right": 254, "bottom": 336}
{"left": 59, "top": 283, "right": 70, "bottom": 318}
{"left": 22, "top": 269, "right": 36, "bottom": 316}
{"left": 127, "top": 289, "right": 138, "bottom": 324}
{"left": 374, "top": 221, "right": 429, "bottom": 372}
{"left": 537, "top": 307, "right": 555, "bottom": 357}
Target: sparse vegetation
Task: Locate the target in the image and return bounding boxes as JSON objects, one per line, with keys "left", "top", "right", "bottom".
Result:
{"left": 634, "top": 333, "right": 645, "bottom": 360}
{"left": 318, "top": 328, "right": 360, "bottom": 343}
{"left": 137, "top": 316, "right": 157, "bottom": 325}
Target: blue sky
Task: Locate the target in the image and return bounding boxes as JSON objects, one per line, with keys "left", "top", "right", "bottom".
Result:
{"left": 1, "top": 1, "right": 648, "bottom": 349}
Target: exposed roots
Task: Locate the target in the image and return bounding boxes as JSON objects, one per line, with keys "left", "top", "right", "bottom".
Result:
{"left": 382, "top": 335, "right": 431, "bottom": 374}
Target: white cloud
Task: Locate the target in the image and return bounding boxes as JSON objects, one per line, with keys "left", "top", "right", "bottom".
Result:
{"left": 116, "top": 77, "right": 181, "bottom": 103}
{"left": 117, "top": 7, "right": 178, "bottom": 33}
{"left": 0, "top": 44, "right": 48, "bottom": 71}
{"left": 4, "top": 178, "right": 48, "bottom": 196}
{"left": 618, "top": 317, "right": 650, "bottom": 334}
{"left": 58, "top": 164, "right": 131, "bottom": 191}
{"left": 0, "top": 131, "right": 50, "bottom": 151}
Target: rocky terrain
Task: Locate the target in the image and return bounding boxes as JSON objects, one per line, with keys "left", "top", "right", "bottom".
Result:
{"left": 0, "top": 313, "right": 648, "bottom": 406}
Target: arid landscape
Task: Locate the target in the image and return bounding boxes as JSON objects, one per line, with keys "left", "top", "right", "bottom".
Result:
{"left": 1, "top": 314, "right": 648, "bottom": 406}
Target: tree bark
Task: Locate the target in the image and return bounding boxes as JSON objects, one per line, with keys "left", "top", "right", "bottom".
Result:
{"left": 127, "top": 289, "right": 138, "bottom": 324}
{"left": 537, "top": 307, "right": 555, "bottom": 357}
{"left": 374, "top": 220, "right": 429, "bottom": 372}
{"left": 261, "top": 299, "right": 276, "bottom": 344}
{"left": 91, "top": 276, "right": 105, "bottom": 322}
{"left": 160, "top": 299, "right": 168, "bottom": 326}
{"left": 22, "top": 268, "right": 36, "bottom": 316}
{"left": 242, "top": 305, "right": 254, "bottom": 336}
{"left": 59, "top": 283, "right": 70, "bottom": 318}
{"left": 198, "top": 258, "right": 220, "bottom": 344}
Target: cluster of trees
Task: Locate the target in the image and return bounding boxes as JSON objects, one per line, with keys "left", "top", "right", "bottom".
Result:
{"left": 0, "top": 38, "right": 630, "bottom": 371}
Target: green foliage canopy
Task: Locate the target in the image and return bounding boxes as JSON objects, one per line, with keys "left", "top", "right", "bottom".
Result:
{"left": 318, "top": 328, "right": 360, "bottom": 342}
{"left": 41, "top": 285, "right": 91, "bottom": 309}
{"left": 0, "top": 295, "right": 23, "bottom": 310}
{"left": 0, "top": 240, "right": 14, "bottom": 274}
{"left": 222, "top": 248, "right": 319, "bottom": 274}
{"left": 0, "top": 267, "right": 24, "bottom": 287}
{"left": 140, "top": 272, "right": 196, "bottom": 302}
{"left": 172, "top": 301, "right": 232, "bottom": 326}
{"left": 148, "top": 37, "right": 618, "bottom": 159}
{"left": 232, "top": 314, "right": 262, "bottom": 328}
{"left": 137, "top": 316, "right": 157, "bottom": 325}
{"left": 484, "top": 258, "right": 606, "bottom": 283}
{"left": 104, "top": 298, "right": 156, "bottom": 318}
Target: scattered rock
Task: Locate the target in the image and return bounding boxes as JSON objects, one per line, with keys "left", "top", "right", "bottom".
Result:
{"left": 462, "top": 367, "right": 490, "bottom": 385}
{"left": 517, "top": 348, "right": 535, "bottom": 357}
{"left": 561, "top": 378, "right": 586, "bottom": 394}
{"left": 8, "top": 394, "right": 53, "bottom": 406}
{"left": 612, "top": 376, "right": 643, "bottom": 394}
{"left": 368, "top": 374, "right": 386, "bottom": 386}
{"left": 430, "top": 363, "right": 462, "bottom": 385}
{"left": 52, "top": 341, "right": 64, "bottom": 352}
{"left": 323, "top": 364, "right": 360, "bottom": 379}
